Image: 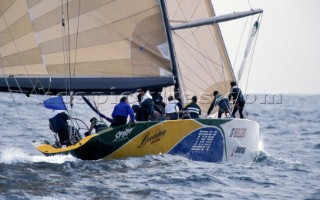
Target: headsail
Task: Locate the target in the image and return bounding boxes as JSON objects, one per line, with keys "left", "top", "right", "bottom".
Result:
{"left": 165, "top": 0, "right": 235, "bottom": 113}
{"left": 0, "top": 0, "right": 174, "bottom": 95}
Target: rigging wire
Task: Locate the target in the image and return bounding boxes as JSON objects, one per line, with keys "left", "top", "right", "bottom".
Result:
{"left": 247, "top": 0, "right": 253, "bottom": 10}
{"left": 174, "top": 32, "right": 227, "bottom": 95}
{"left": 189, "top": 0, "right": 201, "bottom": 21}
{"left": 232, "top": 17, "right": 249, "bottom": 73}
{"left": 193, "top": 28, "right": 218, "bottom": 80}
{"left": 66, "top": 0, "right": 72, "bottom": 97}
{"left": 0, "top": 14, "right": 37, "bottom": 95}
{"left": 60, "top": 0, "right": 70, "bottom": 101}
{"left": 0, "top": 57, "right": 29, "bottom": 130}
{"left": 244, "top": 14, "right": 263, "bottom": 94}
{"left": 67, "top": 0, "right": 75, "bottom": 131}
{"left": 60, "top": 0, "right": 77, "bottom": 136}
{"left": 173, "top": 35, "right": 213, "bottom": 88}
{"left": 173, "top": 32, "right": 224, "bottom": 69}
{"left": 240, "top": 15, "right": 255, "bottom": 89}
{"left": 169, "top": 0, "right": 232, "bottom": 110}
{"left": 229, "top": 15, "right": 262, "bottom": 116}
{"left": 164, "top": 0, "right": 188, "bottom": 100}
{"left": 169, "top": 0, "right": 200, "bottom": 100}
{"left": 200, "top": 25, "right": 230, "bottom": 93}
{"left": 0, "top": 14, "right": 48, "bottom": 135}
{"left": 227, "top": 11, "right": 261, "bottom": 115}
{"left": 207, "top": 21, "right": 229, "bottom": 92}
{"left": 73, "top": 0, "right": 81, "bottom": 76}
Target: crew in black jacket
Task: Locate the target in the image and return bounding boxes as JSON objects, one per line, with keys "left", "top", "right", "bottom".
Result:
{"left": 228, "top": 81, "right": 246, "bottom": 118}
{"left": 183, "top": 96, "right": 201, "bottom": 119}
{"left": 49, "top": 110, "right": 70, "bottom": 145}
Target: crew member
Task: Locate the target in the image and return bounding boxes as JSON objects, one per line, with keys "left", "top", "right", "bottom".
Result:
{"left": 49, "top": 110, "right": 70, "bottom": 146}
{"left": 182, "top": 96, "right": 201, "bottom": 119}
{"left": 165, "top": 96, "right": 180, "bottom": 120}
{"left": 207, "top": 91, "right": 230, "bottom": 118}
{"left": 138, "top": 88, "right": 155, "bottom": 121}
{"left": 111, "top": 96, "right": 135, "bottom": 127}
{"left": 228, "top": 81, "right": 246, "bottom": 118}
{"left": 84, "top": 117, "right": 108, "bottom": 136}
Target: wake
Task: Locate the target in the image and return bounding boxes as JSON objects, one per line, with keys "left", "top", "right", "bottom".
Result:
{"left": 0, "top": 148, "right": 78, "bottom": 164}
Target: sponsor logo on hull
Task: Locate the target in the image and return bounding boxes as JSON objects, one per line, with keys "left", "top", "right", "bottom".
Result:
{"left": 229, "top": 128, "right": 247, "bottom": 138}
{"left": 113, "top": 128, "right": 134, "bottom": 142}
{"left": 138, "top": 129, "right": 167, "bottom": 148}
{"left": 230, "top": 146, "right": 246, "bottom": 157}
{"left": 169, "top": 127, "right": 224, "bottom": 162}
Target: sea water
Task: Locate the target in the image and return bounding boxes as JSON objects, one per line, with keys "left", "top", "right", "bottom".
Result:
{"left": 0, "top": 93, "right": 319, "bottom": 199}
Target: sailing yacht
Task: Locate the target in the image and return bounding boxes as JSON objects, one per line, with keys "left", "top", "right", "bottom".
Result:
{"left": 0, "top": 0, "right": 262, "bottom": 162}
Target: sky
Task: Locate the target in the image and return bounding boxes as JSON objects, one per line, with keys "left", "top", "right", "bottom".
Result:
{"left": 213, "top": 0, "right": 320, "bottom": 94}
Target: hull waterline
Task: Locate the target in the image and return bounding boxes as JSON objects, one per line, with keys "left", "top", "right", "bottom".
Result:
{"left": 34, "top": 118, "right": 260, "bottom": 163}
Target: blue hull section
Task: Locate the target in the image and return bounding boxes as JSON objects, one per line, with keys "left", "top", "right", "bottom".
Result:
{"left": 168, "top": 127, "right": 224, "bottom": 162}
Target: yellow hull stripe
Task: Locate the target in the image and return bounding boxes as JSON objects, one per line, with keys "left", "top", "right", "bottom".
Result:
{"left": 35, "top": 134, "right": 98, "bottom": 154}
{"left": 105, "top": 120, "right": 202, "bottom": 160}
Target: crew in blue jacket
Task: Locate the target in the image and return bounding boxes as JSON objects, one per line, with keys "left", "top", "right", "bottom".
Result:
{"left": 111, "top": 96, "right": 135, "bottom": 127}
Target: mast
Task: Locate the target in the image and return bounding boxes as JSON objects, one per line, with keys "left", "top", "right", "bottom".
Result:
{"left": 159, "top": 0, "right": 185, "bottom": 104}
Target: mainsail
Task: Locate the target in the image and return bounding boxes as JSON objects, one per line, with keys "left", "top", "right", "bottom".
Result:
{"left": 0, "top": 0, "right": 174, "bottom": 95}
{"left": 165, "top": 0, "right": 235, "bottom": 113}
{"left": 0, "top": 0, "right": 262, "bottom": 116}
{"left": 166, "top": 0, "right": 263, "bottom": 114}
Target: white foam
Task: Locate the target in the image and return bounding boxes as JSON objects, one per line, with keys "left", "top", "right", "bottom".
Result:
{"left": 0, "top": 148, "right": 78, "bottom": 164}
{"left": 258, "top": 139, "right": 265, "bottom": 151}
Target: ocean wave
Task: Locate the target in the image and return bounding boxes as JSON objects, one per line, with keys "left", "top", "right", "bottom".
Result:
{"left": 314, "top": 144, "right": 320, "bottom": 149}
{"left": 301, "top": 131, "right": 320, "bottom": 136}
{"left": 254, "top": 150, "right": 269, "bottom": 162}
{"left": 0, "top": 148, "right": 78, "bottom": 164}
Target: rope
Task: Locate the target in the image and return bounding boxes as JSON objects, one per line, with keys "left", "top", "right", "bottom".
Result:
{"left": 60, "top": 0, "right": 70, "bottom": 102}
{"left": 207, "top": 21, "right": 229, "bottom": 92}
{"left": 230, "top": 15, "right": 262, "bottom": 116}
{"left": 72, "top": 0, "right": 81, "bottom": 76}
{"left": 60, "top": 0, "right": 76, "bottom": 137}
{"left": 0, "top": 14, "right": 37, "bottom": 94}
{"left": 0, "top": 14, "right": 48, "bottom": 136}
{"left": 229, "top": 14, "right": 262, "bottom": 115}
{"left": 233, "top": 17, "right": 249, "bottom": 73}
{"left": 174, "top": 34, "right": 224, "bottom": 89}
{"left": 66, "top": 0, "right": 72, "bottom": 97}
{"left": 245, "top": 15, "right": 263, "bottom": 94}
{"left": 0, "top": 60, "right": 29, "bottom": 129}
{"left": 247, "top": 0, "right": 253, "bottom": 10}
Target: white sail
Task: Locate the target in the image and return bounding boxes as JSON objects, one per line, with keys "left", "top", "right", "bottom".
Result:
{"left": 237, "top": 21, "right": 260, "bottom": 81}
{"left": 165, "top": 0, "right": 235, "bottom": 114}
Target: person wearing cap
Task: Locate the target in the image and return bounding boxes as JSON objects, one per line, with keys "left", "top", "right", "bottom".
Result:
{"left": 207, "top": 91, "right": 230, "bottom": 118}
{"left": 182, "top": 96, "right": 201, "bottom": 119}
{"left": 84, "top": 117, "right": 108, "bottom": 137}
{"left": 110, "top": 96, "right": 136, "bottom": 127}
{"left": 228, "top": 81, "right": 246, "bottom": 118}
